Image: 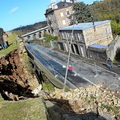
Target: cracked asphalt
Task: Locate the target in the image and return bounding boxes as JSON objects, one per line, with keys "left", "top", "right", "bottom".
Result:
{"left": 27, "top": 43, "right": 120, "bottom": 92}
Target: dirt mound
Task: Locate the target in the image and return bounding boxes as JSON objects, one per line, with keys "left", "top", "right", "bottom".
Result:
{"left": 0, "top": 49, "right": 35, "bottom": 100}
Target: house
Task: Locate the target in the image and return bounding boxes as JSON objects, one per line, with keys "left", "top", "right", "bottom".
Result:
{"left": 58, "top": 20, "right": 113, "bottom": 61}
{"left": 45, "top": 0, "right": 77, "bottom": 36}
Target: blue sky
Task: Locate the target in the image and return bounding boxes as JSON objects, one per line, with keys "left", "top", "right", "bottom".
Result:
{"left": 0, "top": 0, "right": 98, "bottom": 31}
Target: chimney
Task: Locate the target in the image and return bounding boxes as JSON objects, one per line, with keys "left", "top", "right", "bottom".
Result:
{"left": 74, "top": 0, "right": 77, "bottom": 3}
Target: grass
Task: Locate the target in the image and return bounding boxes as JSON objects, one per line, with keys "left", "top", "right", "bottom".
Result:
{"left": 0, "top": 32, "right": 48, "bottom": 120}
{"left": 0, "top": 96, "right": 47, "bottom": 120}
{"left": 22, "top": 52, "right": 34, "bottom": 73}
{"left": 101, "top": 104, "right": 114, "bottom": 112}
{"left": 42, "top": 81, "right": 55, "bottom": 92}
{"left": 113, "top": 50, "right": 120, "bottom": 64}
{"left": 0, "top": 33, "right": 19, "bottom": 58}
{"left": 101, "top": 104, "right": 120, "bottom": 120}
{"left": 42, "top": 74, "right": 55, "bottom": 92}
{"left": 90, "top": 94, "right": 96, "bottom": 99}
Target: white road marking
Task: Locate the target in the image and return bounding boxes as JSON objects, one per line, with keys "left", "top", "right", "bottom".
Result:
{"left": 33, "top": 46, "right": 98, "bottom": 87}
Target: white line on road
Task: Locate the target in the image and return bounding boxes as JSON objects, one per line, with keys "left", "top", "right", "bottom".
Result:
{"left": 34, "top": 46, "right": 98, "bottom": 87}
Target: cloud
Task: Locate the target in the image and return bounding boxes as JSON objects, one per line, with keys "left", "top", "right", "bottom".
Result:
{"left": 9, "top": 7, "right": 19, "bottom": 14}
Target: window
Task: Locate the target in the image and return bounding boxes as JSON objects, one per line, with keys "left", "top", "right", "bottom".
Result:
{"left": 66, "top": 10, "right": 71, "bottom": 17}
{"left": 52, "top": 14, "right": 55, "bottom": 19}
{"left": 60, "top": 12, "right": 64, "bottom": 17}
{"left": 62, "top": 32, "right": 65, "bottom": 38}
{"left": 62, "top": 20, "right": 66, "bottom": 25}
{"left": 68, "top": 19, "right": 71, "bottom": 25}
{"left": 71, "top": 33, "right": 75, "bottom": 40}
{"left": 48, "top": 15, "right": 51, "bottom": 20}
{"left": 67, "top": 32, "right": 70, "bottom": 39}
{"left": 78, "top": 33, "right": 81, "bottom": 41}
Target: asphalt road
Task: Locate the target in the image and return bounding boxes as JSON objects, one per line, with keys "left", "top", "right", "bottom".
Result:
{"left": 26, "top": 43, "right": 120, "bottom": 91}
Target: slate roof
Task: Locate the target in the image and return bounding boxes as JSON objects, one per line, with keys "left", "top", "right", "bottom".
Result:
{"left": 57, "top": 2, "right": 73, "bottom": 9}
{"left": 59, "top": 20, "right": 110, "bottom": 31}
{"left": 89, "top": 44, "right": 108, "bottom": 49}
{"left": 45, "top": 8, "right": 53, "bottom": 15}
{"left": 45, "top": 2, "right": 73, "bottom": 15}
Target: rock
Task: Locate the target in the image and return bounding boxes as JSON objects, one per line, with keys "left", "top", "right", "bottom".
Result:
{"left": 113, "top": 99, "right": 118, "bottom": 105}
{"left": 103, "top": 81, "right": 106, "bottom": 84}
{"left": 111, "top": 91, "right": 115, "bottom": 95}
{"left": 98, "top": 102, "right": 101, "bottom": 107}
{"left": 103, "top": 108, "right": 107, "bottom": 112}
{"left": 116, "top": 91, "right": 119, "bottom": 94}
{"left": 98, "top": 107, "right": 103, "bottom": 116}
{"left": 80, "top": 108, "right": 85, "bottom": 111}
{"left": 32, "top": 85, "right": 42, "bottom": 95}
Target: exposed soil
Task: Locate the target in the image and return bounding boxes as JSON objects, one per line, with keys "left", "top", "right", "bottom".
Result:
{"left": 0, "top": 49, "right": 36, "bottom": 100}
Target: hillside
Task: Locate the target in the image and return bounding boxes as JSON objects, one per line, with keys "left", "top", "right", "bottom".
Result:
{"left": 12, "top": 21, "right": 47, "bottom": 34}
{"left": 92, "top": 0, "right": 120, "bottom": 22}
{"left": 92, "top": 0, "right": 120, "bottom": 35}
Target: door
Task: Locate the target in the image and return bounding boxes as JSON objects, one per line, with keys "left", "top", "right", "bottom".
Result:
{"left": 80, "top": 45, "right": 86, "bottom": 57}
{"left": 71, "top": 44, "right": 75, "bottom": 53}
{"left": 64, "top": 43, "right": 68, "bottom": 52}
{"left": 74, "top": 44, "right": 79, "bottom": 55}
{"left": 59, "top": 43, "right": 64, "bottom": 51}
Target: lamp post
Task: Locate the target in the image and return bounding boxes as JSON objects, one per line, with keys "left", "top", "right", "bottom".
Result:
{"left": 91, "top": 15, "right": 96, "bottom": 31}
{"left": 63, "top": 16, "right": 76, "bottom": 92}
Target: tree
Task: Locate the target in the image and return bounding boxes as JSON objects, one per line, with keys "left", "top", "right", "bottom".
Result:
{"left": 111, "top": 20, "right": 118, "bottom": 33}
{"left": 44, "top": 32, "right": 58, "bottom": 42}
{"left": 70, "top": 2, "right": 97, "bottom": 24}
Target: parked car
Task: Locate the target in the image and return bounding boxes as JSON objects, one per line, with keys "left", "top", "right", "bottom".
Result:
{"left": 28, "top": 41, "right": 32, "bottom": 44}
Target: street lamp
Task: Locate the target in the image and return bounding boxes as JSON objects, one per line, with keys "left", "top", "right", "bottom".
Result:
{"left": 91, "top": 15, "right": 96, "bottom": 31}
{"left": 63, "top": 16, "right": 77, "bottom": 92}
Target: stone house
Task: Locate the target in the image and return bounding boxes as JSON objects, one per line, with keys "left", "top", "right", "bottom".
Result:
{"left": 58, "top": 20, "right": 114, "bottom": 61}
{"left": 45, "top": 0, "right": 77, "bottom": 36}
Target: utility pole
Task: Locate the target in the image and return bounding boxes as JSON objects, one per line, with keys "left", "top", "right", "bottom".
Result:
{"left": 63, "top": 17, "right": 76, "bottom": 92}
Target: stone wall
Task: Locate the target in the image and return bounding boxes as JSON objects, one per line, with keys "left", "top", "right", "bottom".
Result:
{"left": 55, "top": 6, "right": 73, "bottom": 29}
{"left": 33, "top": 39, "right": 52, "bottom": 47}
{"left": 46, "top": 5, "right": 73, "bottom": 36}
{"left": 87, "top": 47, "right": 107, "bottom": 62}
{"left": 107, "top": 35, "right": 120, "bottom": 60}
{"left": 83, "top": 22, "right": 113, "bottom": 47}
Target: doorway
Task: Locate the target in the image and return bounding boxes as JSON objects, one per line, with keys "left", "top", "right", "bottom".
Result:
{"left": 80, "top": 45, "right": 86, "bottom": 57}
{"left": 74, "top": 44, "right": 79, "bottom": 55}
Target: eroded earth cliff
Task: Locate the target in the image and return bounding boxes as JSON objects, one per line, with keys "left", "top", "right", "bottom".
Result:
{"left": 0, "top": 49, "right": 37, "bottom": 100}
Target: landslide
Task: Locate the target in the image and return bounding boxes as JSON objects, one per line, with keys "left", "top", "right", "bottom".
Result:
{"left": 0, "top": 49, "right": 36, "bottom": 100}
